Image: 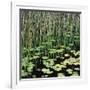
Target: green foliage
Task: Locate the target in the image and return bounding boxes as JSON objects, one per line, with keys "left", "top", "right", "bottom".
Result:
{"left": 21, "top": 57, "right": 28, "bottom": 68}
{"left": 66, "top": 69, "right": 73, "bottom": 74}
{"left": 43, "top": 59, "right": 54, "bottom": 68}
{"left": 21, "top": 70, "right": 28, "bottom": 77}
{"left": 20, "top": 9, "right": 80, "bottom": 78}
{"left": 53, "top": 64, "right": 62, "bottom": 71}
{"left": 42, "top": 56, "right": 48, "bottom": 60}
{"left": 27, "top": 62, "right": 34, "bottom": 73}
{"left": 42, "top": 68, "right": 53, "bottom": 74}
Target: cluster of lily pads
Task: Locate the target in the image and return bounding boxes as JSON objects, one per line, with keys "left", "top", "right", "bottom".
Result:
{"left": 21, "top": 43, "right": 80, "bottom": 78}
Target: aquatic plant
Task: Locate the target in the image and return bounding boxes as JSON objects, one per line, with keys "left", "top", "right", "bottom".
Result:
{"left": 20, "top": 9, "right": 80, "bottom": 78}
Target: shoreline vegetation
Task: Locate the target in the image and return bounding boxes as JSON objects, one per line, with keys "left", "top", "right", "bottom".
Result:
{"left": 20, "top": 9, "right": 80, "bottom": 78}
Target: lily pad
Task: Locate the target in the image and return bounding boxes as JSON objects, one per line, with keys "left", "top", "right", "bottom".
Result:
{"left": 53, "top": 64, "right": 62, "bottom": 71}
{"left": 72, "top": 72, "right": 79, "bottom": 76}
{"left": 74, "top": 51, "right": 80, "bottom": 58}
{"left": 43, "top": 59, "right": 54, "bottom": 68}
{"left": 66, "top": 69, "right": 73, "bottom": 74}
{"left": 42, "top": 68, "right": 53, "bottom": 74}
{"left": 74, "top": 62, "right": 80, "bottom": 65}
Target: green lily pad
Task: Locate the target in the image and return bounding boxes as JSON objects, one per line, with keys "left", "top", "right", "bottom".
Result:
{"left": 74, "top": 62, "right": 80, "bottom": 65}
{"left": 72, "top": 72, "right": 79, "bottom": 76}
{"left": 42, "top": 68, "right": 53, "bottom": 74}
{"left": 66, "top": 69, "right": 73, "bottom": 74}
{"left": 61, "top": 60, "right": 68, "bottom": 65}
{"left": 53, "top": 64, "right": 62, "bottom": 71}
{"left": 74, "top": 51, "right": 80, "bottom": 58}
{"left": 43, "top": 59, "right": 54, "bottom": 68}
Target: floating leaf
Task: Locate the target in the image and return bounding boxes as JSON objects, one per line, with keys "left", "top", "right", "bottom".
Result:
{"left": 42, "top": 68, "right": 53, "bottom": 74}
{"left": 66, "top": 69, "right": 73, "bottom": 74}
{"left": 43, "top": 59, "right": 54, "bottom": 68}
{"left": 53, "top": 64, "right": 62, "bottom": 71}
{"left": 72, "top": 72, "right": 79, "bottom": 76}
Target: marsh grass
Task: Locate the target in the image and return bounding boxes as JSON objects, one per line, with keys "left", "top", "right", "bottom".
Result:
{"left": 20, "top": 9, "right": 80, "bottom": 79}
